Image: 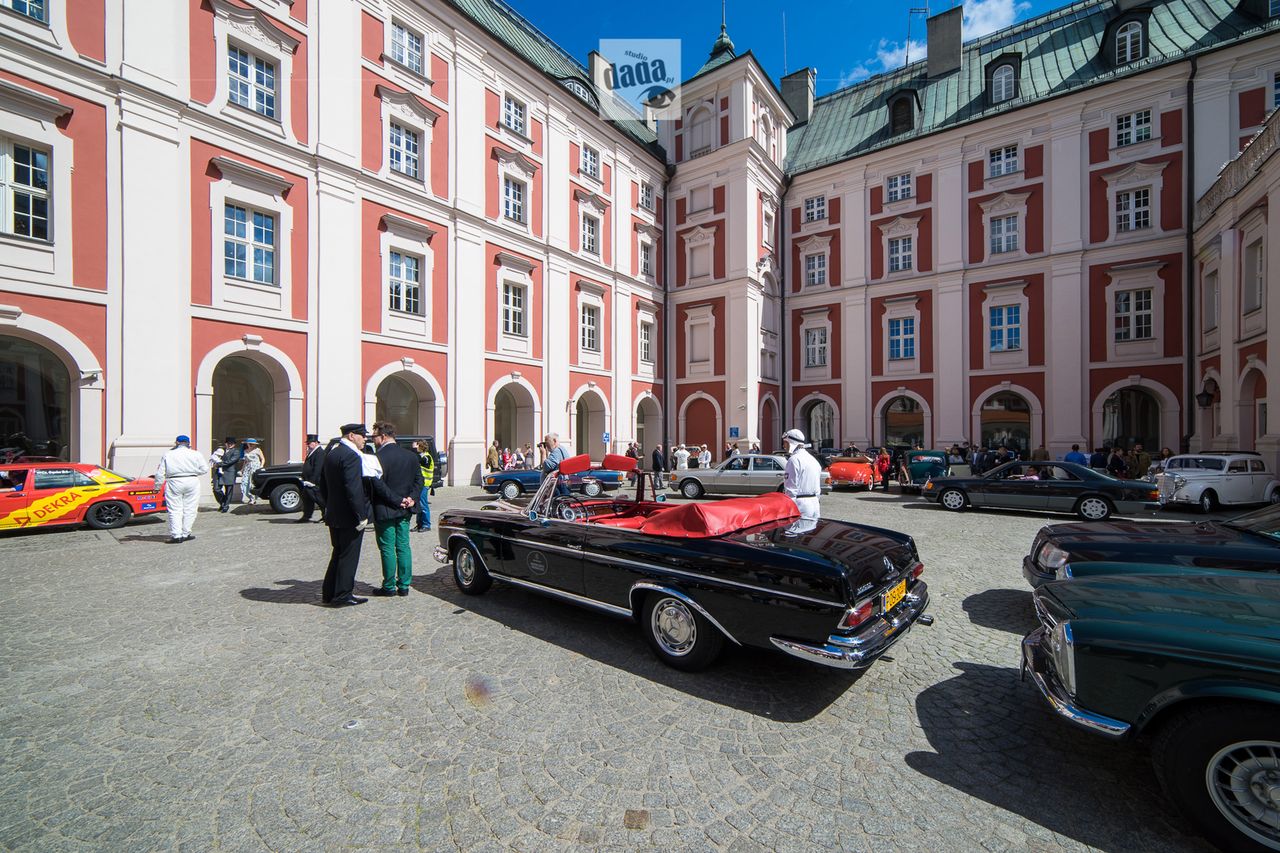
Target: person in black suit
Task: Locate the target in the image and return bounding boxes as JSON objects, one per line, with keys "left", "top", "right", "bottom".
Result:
{"left": 297, "top": 433, "right": 326, "bottom": 523}
{"left": 215, "top": 437, "right": 242, "bottom": 512}
{"left": 368, "top": 422, "right": 423, "bottom": 597}
{"left": 651, "top": 443, "right": 666, "bottom": 474}
{"left": 318, "top": 423, "right": 374, "bottom": 607}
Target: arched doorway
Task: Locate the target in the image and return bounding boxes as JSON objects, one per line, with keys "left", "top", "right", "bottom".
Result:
{"left": 492, "top": 383, "right": 535, "bottom": 452}
{"left": 374, "top": 374, "right": 438, "bottom": 437}
{"left": 980, "top": 392, "right": 1031, "bottom": 455}
{"left": 883, "top": 396, "right": 925, "bottom": 447}
{"left": 0, "top": 336, "right": 71, "bottom": 459}
{"left": 682, "top": 396, "right": 718, "bottom": 453}
{"left": 760, "top": 397, "right": 778, "bottom": 453}
{"left": 212, "top": 356, "right": 275, "bottom": 459}
{"left": 575, "top": 390, "right": 607, "bottom": 458}
{"left": 1239, "top": 370, "right": 1267, "bottom": 450}
{"left": 1101, "top": 387, "right": 1160, "bottom": 449}
{"left": 635, "top": 395, "right": 661, "bottom": 457}
{"left": 800, "top": 399, "right": 836, "bottom": 450}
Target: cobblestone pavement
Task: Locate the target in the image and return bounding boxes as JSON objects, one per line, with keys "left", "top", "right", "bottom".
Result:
{"left": 0, "top": 485, "right": 1216, "bottom": 852}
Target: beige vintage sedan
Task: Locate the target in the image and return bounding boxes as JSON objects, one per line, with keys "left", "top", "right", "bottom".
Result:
{"left": 667, "top": 454, "right": 831, "bottom": 499}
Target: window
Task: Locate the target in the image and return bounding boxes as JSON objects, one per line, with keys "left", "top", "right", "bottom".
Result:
{"left": 888, "top": 236, "right": 912, "bottom": 273}
{"left": 688, "top": 105, "right": 714, "bottom": 155}
{"left": 640, "top": 321, "right": 653, "bottom": 363}
{"left": 890, "top": 96, "right": 913, "bottom": 135}
{"left": 390, "top": 23, "right": 424, "bottom": 75}
{"left": 989, "top": 144, "right": 1018, "bottom": 177}
{"left": 804, "top": 253, "right": 827, "bottom": 286}
{"left": 503, "top": 177, "right": 525, "bottom": 223}
{"left": 1114, "top": 288, "right": 1153, "bottom": 341}
{"left": 689, "top": 243, "right": 710, "bottom": 278}
{"left": 3, "top": 142, "right": 49, "bottom": 240}
{"left": 6, "top": 0, "right": 45, "bottom": 22}
{"left": 502, "top": 94, "right": 526, "bottom": 135}
{"left": 1244, "top": 240, "right": 1264, "bottom": 314}
{"left": 803, "top": 195, "right": 826, "bottom": 222}
{"left": 804, "top": 328, "right": 828, "bottom": 368}
{"left": 888, "top": 317, "right": 916, "bottom": 360}
{"left": 223, "top": 204, "right": 276, "bottom": 285}
{"left": 640, "top": 241, "right": 654, "bottom": 277}
{"left": 1272, "top": 0, "right": 1280, "bottom": 17}
{"left": 580, "top": 145, "right": 599, "bottom": 179}
{"left": 1115, "top": 21, "right": 1143, "bottom": 64}
{"left": 33, "top": 469, "right": 94, "bottom": 489}
{"left": 580, "top": 304, "right": 599, "bottom": 352}
{"left": 992, "top": 64, "right": 1016, "bottom": 103}
{"left": 989, "top": 305, "right": 1021, "bottom": 352}
{"left": 581, "top": 214, "right": 598, "bottom": 255}
{"left": 1115, "top": 188, "right": 1151, "bottom": 232}
{"left": 762, "top": 210, "right": 775, "bottom": 246}
{"left": 1203, "top": 270, "right": 1219, "bottom": 331}
{"left": 1116, "top": 109, "right": 1151, "bottom": 146}
{"left": 502, "top": 283, "right": 526, "bottom": 336}
{"left": 689, "top": 185, "right": 710, "bottom": 213}
{"left": 990, "top": 214, "right": 1019, "bottom": 254}
{"left": 228, "top": 46, "right": 277, "bottom": 120}
{"left": 387, "top": 251, "right": 421, "bottom": 314}
{"left": 1274, "top": 71, "right": 1279, "bottom": 110}
{"left": 640, "top": 181, "right": 654, "bottom": 211}
{"left": 886, "top": 173, "right": 912, "bottom": 202}
{"left": 388, "top": 123, "right": 420, "bottom": 179}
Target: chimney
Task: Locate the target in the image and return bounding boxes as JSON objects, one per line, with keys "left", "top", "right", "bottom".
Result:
{"left": 781, "top": 67, "right": 815, "bottom": 124}
{"left": 588, "top": 50, "right": 610, "bottom": 91}
{"left": 926, "top": 6, "right": 963, "bottom": 79}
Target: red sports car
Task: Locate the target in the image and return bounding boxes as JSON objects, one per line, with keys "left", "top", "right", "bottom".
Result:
{"left": 0, "top": 462, "right": 167, "bottom": 531}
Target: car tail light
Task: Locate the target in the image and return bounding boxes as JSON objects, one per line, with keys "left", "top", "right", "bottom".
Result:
{"left": 911, "top": 562, "right": 924, "bottom": 579}
{"left": 838, "top": 600, "right": 876, "bottom": 630}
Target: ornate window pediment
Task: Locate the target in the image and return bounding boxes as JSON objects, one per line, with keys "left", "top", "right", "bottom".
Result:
{"left": 211, "top": 0, "right": 299, "bottom": 55}
{"left": 882, "top": 215, "right": 921, "bottom": 238}
{"left": 796, "top": 234, "right": 831, "bottom": 255}
{"left": 376, "top": 85, "right": 439, "bottom": 127}
{"left": 633, "top": 221, "right": 661, "bottom": 239}
{"left": 573, "top": 188, "right": 609, "bottom": 213}
{"left": 211, "top": 156, "right": 292, "bottom": 195}
{"left": 493, "top": 147, "right": 537, "bottom": 179}
{"left": 1103, "top": 160, "right": 1167, "bottom": 191}
{"left": 978, "top": 191, "right": 1031, "bottom": 216}
{"left": 684, "top": 224, "right": 716, "bottom": 247}
{"left": 495, "top": 251, "right": 535, "bottom": 274}
{"left": 381, "top": 212, "right": 436, "bottom": 243}
{"left": 0, "top": 80, "right": 72, "bottom": 123}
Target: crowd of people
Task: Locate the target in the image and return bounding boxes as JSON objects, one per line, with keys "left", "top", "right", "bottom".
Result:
{"left": 933, "top": 440, "right": 1172, "bottom": 480}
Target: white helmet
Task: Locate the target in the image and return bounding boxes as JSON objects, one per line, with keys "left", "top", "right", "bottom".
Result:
{"left": 782, "top": 428, "right": 808, "bottom": 445}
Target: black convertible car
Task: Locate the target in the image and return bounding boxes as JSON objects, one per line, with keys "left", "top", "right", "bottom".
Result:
{"left": 921, "top": 460, "right": 1159, "bottom": 521}
{"left": 432, "top": 453, "right": 931, "bottom": 671}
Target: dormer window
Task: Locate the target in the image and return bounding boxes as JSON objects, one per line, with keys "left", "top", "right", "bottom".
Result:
{"left": 991, "top": 65, "right": 1016, "bottom": 103}
{"left": 889, "top": 94, "right": 915, "bottom": 135}
{"left": 1115, "top": 21, "right": 1144, "bottom": 64}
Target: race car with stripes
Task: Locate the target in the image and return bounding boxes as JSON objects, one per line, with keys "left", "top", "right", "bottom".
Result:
{"left": 0, "top": 462, "right": 166, "bottom": 531}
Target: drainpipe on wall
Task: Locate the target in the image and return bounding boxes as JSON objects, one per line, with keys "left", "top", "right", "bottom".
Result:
{"left": 662, "top": 162, "right": 675, "bottom": 464}
{"left": 780, "top": 175, "right": 791, "bottom": 437}
{"left": 1183, "top": 57, "right": 1198, "bottom": 454}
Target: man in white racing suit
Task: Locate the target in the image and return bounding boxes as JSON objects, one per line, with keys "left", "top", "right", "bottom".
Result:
{"left": 781, "top": 428, "right": 822, "bottom": 522}
{"left": 154, "top": 434, "right": 210, "bottom": 543}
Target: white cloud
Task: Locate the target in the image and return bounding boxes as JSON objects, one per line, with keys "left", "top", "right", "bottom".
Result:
{"left": 835, "top": 38, "right": 928, "bottom": 87}
{"left": 963, "top": 0, "right": 1031, "bottom": 38}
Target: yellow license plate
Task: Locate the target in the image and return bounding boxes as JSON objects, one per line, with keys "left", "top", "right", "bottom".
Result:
{"left": 883, "top": 579, "right": 906, "bottom": 612}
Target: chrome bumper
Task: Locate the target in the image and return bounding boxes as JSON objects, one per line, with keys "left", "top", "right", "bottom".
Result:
{"left": 770, "top": 582, "right": 929, "bottom": 669}
{"left": 1020, "top": 627, "right": 1130, "bottom": 738}
{"left": 1022, "top": 555, "right": 1054, "bottom": 588}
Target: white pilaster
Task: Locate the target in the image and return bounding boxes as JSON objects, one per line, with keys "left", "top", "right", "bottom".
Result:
{"left": 934, "top": 274, "right": 966, "bottom": 445}
{"left": 842, "top": 292, "right": 870, "bottom": 446}
{"left": 451, "top": 220, "right": 487, "bottom": 484}
{"left": 545, "top": 254, "right": 572, "bottom": 440}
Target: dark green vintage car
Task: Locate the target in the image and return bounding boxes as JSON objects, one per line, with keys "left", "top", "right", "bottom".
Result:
{"left": 898, "top": 450, "right": 950, "bottom": 491}
{"left": 1022, "top": 573, "right": 1280, "bottom": 851}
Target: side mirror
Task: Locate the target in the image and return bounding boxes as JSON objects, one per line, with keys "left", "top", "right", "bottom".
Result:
{"left": 656, "top": 493, "right": 666, "bottom": 502}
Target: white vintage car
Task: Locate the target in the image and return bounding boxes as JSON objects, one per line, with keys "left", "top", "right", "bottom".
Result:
{"left": 1154, "top": 451, "right": 1280, "bottom": 512}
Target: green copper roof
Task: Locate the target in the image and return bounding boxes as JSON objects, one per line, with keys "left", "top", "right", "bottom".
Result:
{"left": 786, "top": 0, "right": 1280, "bottom": 176}
{"left": 692, "top": 25, "right": 738, "bottom": 79}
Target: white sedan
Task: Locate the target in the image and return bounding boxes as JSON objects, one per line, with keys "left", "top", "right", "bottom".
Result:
{"left": 1154, "top": 451, "right": 1280, "bottom": 512}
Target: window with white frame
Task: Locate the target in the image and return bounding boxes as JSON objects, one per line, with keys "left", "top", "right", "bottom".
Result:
{"left": 228, "top": 45, "right": 277, "bottom": 120}
{"left": 639, "top": 320, "right": 654, "bottom": 363}
{"left": 1114, "top": 288, "right": 1153, "bottom": 341}
{"left": 640, "top": 240, "right": 654, "bottom": 277}
{"left": 390, "top": 22, "right": 425, "bottom": 75}
{"left": 502, "top": 94, "right": 526, "bottom": 135}
{"left": 886, "top": 173, "right": 912, "bottom": 202}
{"left": 888, "top": 236, "right": 913, "bottom": 273}
{"left": 762, "top": 209, "right": 775, "bottom": 246}
{"left": 2, "top": 141, "right": 49, "bottom": 240}
{"left": 990, "top": 214, "right": 1019, "bottom": 254}
{"left": 387, "top": 251, "right": 421, "bottom": 314}
{"left": 689, "top": 244, "right": 710, "bottom": 278}
{"left": 640, "top": 181, "right": 654, "bottom": 211}
{"left": 1115, "top": 187, "right": 1151, "bottom": 232}
{"left": 992, "top": 64, "right": 1016, "bottom": 103}
{"left": 689, "top": 323, "right": 711, "bottom": 363}
{"left": 1244, "top": 240, "right": 1264, "bottom": 314}
{"left": 503, "top": 176, "right": 525, "bottom": 223}
{"left": 688, "top": 105, "right": 714, "bottom": 155}
{"left": 1115, "top": 21, "right": 1143, "bottom": 64}
{"left": 888, "top": 317, "right": 916, "bottom": 360}
{"left": 5, "top": 0, "right": 45, "bottom": 22}
{"left": 388, "top": 122, "right": 420, "bottom": 179}
{"left": 805, "top": 327, "right": 828, "bottom": 368}
{"left": 803, "top": 195, "right": 826, "bottom": 222}
{"left": 689, "top": 185, "right": 710, "bottom": 213}
{"left": 223, "top": 203, "right": 276, "bottom": 285}
{"left": 989, "top": 144, "right": 1018, "bottom": 177}
{"left": 989, "top": 305, "right": 1021, "bottom": 351}
{"left": 804, "top": 253, "right": 827, "bottom": 286}
{"left": 1115, "top": 109, "right": 1151, "bottom": 146}
{"left": 581, "top": 214, "right": 599, "bottom": 255}
{"left": 502, "top": 282, "right": 526, "bottom": 336}
{"left": 1203, "top": 270, "right": 1219, "bottom": 331}
{"left": 580, "top": 145, "right": 599, "bottom": 179}
{"left": 580, "top": 303, "right": 599, "bottom": 352}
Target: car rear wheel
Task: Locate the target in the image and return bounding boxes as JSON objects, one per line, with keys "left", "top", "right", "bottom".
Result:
{"left": 582, "top": 480, "right": 603, "bottom": 498}
{"left": 642, "top": 592, "right": 724, "bottom": 671}
{"left": 1152, "top": 702, "right": 1280, "bottom": 853}
{"left": 269, "top": 483, "right": 302, "bottom": 513}
{"left": 939, "top": 488, "right": 967, "bottom": 511}
{"left": 85, "top": 501, "right": 132, "bottom": 530}
{"left": 1200, "top": 490, "right": 1219, "bottom": 514}
{"left": 1075, "top": 496, "right": 1112, "bottom": 521}
{"left": 499, "top": 480, "right": 522, "bottom": 500}
{"left": 680, "top": 479, "right": 704, "bottom": 499}
{"left": 451, "top": 542, "right": 492, "bottom": 596}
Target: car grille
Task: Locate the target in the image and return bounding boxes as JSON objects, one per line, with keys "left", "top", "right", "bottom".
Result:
{"left": 1156, "top": 474, "right": 1175, "bottom": 500}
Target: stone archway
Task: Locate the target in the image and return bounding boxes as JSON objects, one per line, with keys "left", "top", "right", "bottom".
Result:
{"left": 760, "top": 395, "right": 778, "bottom": 453}
{"left": 1239, "top": 367, "right": 1267, "bottom": 451}
{"left": 881, "top": 394, "right": 927, "bottom": 448}
{"left": 797, "top": 396, "right": 838, "bottom": 451}
{"left": 195, "top": 341, "right": 303, "bottom": 465}
{"left": 573, "top": 388, "right": 609, "bottom": 459}
{"left": 0, "top": 335, "right": 72, "bottom": 460}
{"left": 1100, "top": 387, "right": 1161, "bottom": 450}
{"left": 679, "top": 393, "right": 721, "bottom": 454}
{"left": 212, "top": 356, "right": 275, "bottom": 459}
{"left": 978, "top": 391, "right": 1032, "bottom": 456}
{"left": 364, "top": 362, "right": 445, "bottom": 442}
{"left": 634, "top": 393, "right": 661, "bottom": 458}
{"left": 490, "top": 381, "right": 537, "bottom": 454}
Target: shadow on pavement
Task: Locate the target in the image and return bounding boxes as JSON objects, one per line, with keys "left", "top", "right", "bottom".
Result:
{"left": 905, "top": 662, "right": 1209, "bottom": 851}
{"left": 961, "top": 588, "right": 1038, "bottom": 635}
{"left": 115, "top": 533, "right": 176, "bottom": 544}
{"left": 239, "top": 578, "right": 327, "bottom": 606}
{"left": 412, "top": 568, "right": 864, "bottom": 722}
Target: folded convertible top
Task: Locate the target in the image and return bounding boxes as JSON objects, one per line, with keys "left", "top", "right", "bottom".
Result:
{"left": 638, "top": 492, "right": 800, "bottom": 538}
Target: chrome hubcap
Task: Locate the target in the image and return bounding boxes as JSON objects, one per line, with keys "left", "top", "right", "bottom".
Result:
{"left": 456, "top": 550, "right": 476, "bottom": 586}
{"left": 280, "top": 491, "right": 300, "bottom": 509}
{"left": 942, "top": 491, "right": 963, "bottom": 509}
{"left": 683, "top": 483, "right": 698, "bottom": 498}
{"left": 651, "top": 598, "right": 696, "bottom": 656}
{"left": 1081, "top": 499, "right": 1107, "bottom": 519}
{"left": 1207, "top": 740, "right": 1280, "bottom": 848}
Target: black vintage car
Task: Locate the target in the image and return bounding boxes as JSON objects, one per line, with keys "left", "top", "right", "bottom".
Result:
{"left": 1023, "top": 502, "right": 1280, "bottom": 588}
{"left": 921, "top": 460, "right": 1159, "bottom": 521}
{"left": 431, "top": 453, "right": 931, "bottom": 671}
{"left": 1022, "top": 573, "right": 1280, "bottom": 852}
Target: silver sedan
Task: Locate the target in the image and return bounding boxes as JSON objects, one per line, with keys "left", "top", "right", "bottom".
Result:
{"left": 668, "top": 454, "right": 831, "bottom": 499}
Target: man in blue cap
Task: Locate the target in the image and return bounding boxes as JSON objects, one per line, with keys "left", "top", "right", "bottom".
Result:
{"left": 154, "top": 434, "right": 210, "bottom": 543}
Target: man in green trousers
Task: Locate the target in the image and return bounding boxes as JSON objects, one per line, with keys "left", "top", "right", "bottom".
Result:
{"left": 369, "top": 422, "right": 423, "bottom": 597}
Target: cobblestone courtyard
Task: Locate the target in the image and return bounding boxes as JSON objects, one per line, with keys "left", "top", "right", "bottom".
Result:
{"left": 0, "top": 487, "right": 1213, "bottom": 851}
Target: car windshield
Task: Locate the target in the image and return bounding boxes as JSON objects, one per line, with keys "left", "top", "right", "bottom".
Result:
{"left": 1171, "top": 456, "right": 1227, "bottom": 471}
{"left": 1220, "top": 504, "right": 1280, "bottom": 540}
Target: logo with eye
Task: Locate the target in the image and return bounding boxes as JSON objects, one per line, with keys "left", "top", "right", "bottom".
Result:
{"left": 528, "top": 552, "right": 548, "bottom": 575}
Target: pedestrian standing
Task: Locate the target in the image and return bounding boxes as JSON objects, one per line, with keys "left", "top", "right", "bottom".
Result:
{"left": 154, "top": 434, "right": 210, "bottom": 544}
{"left": 215, "top": 437, "right": 241, "bottom": 511}
{"left": 240, "top": 438, "right": 264, "bottom": 504}
{"left": 486, "top": 441, "right": 502, "bottom": 473}
{"left": 298, "top": 433, "right": 326, "bottom": 523}
{"left": 369, "top": 422, "right": 422, "bottom": 597}
{"left": 674, "top": 444, "right": 690, "bottom": 470}
{"left": 319, "top": 424, "right": 373, "bottom": 607}
{"left": 413, "top": 439, "right": 434, "bottom": 533}
{"left": 1089, "top": 447, "right": 1108, "bottom": 469}
{"left": 1030, "top": 444, "right": 1050, "bottom": 462}
{"left": 522, "top": 443, "right": 535, "bottom": 470}
{"left": 209, "top": 442, "right": 226, "bottom": 507}
{"left": 651, "top": 443, "right": 666, "bottom": 474}
{"left": 1107, "top": 446, "right": 1129, "bottom": 478}
{"left": 1064, "top": 444, "right": 1088, "bottom": 466}
{"left": 876, "top": 448, "right": 893, "bottom": 490}
{"left": 1128, "top": 443, "right": 1152, "bottom": 480}
{"left": 698, "top": 444, "right": 712, "bottom": 468}
{"left": 781, "top": 429, "right": 822, "bottom": 522}
{"left": 540, "top": 433, "right": 568, "bottom": 475}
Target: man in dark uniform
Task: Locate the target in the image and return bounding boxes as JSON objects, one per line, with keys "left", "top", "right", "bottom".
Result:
{"left": 297, "top": 433, "right": 326, "bottom": 523}
{"left": 319, "top": 423, "right": 373, "bottom": 607}
{"left": 215, "top": 437, "right": 241, "bottom": 512}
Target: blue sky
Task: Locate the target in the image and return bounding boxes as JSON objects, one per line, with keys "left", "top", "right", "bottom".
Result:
{"left": 518, "top": 0, "right": 1065, "bottom": 96}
